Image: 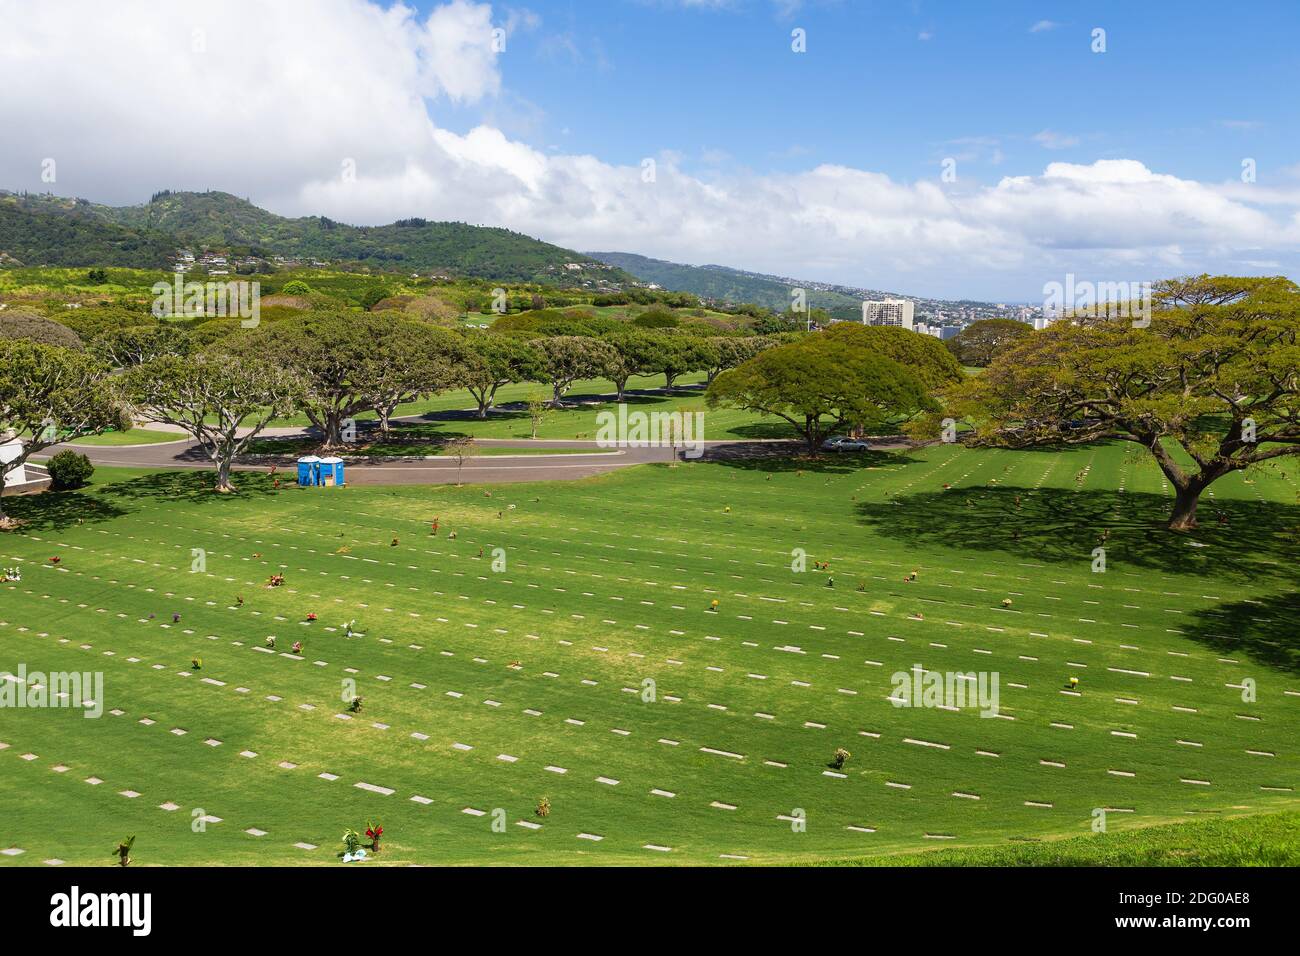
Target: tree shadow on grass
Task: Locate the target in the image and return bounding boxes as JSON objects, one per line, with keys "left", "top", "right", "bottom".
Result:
{"left": 720, "top": 422, "right": 805, "bottom": 440}
{"left": 706, "top": 445, "right": 922, "bottom": 475}
{"left": 1182, "top": 591, "right": 1300, "bottom": 674}
{"left": 96, "top": 470, "right": 282, "bottom": 505}
{"left": 853, "top": 486, "right": 1300, "bottom": 585}
{"left": 0, "top": 488, "right": 129, "bottom": 532}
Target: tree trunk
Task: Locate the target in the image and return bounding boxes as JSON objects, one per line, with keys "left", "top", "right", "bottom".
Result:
{"left": 215, "top": 458, "right": 236, "bottom": 494}
{"left": 805, "top": 415, "right": 820, "bottom": 454}
{"left": 1167, "top": 484, "right": 1202, "bottom": 531}
{"left": 376, "top": 406, "right": 393, "bottom": 436}
{"left": 665, "top": 372, "right": 678, "bottom": 390}
{"left": 321, "top": 414, "right": 344, "bottom": 450}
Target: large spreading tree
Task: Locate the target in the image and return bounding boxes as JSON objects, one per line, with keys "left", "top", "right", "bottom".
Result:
{"left": 531, "top": 335, "right": 617, "bottom": 406}
{"left": 247, "top": 312, "right": 458, "bottom": 445}
{"left": 944, "top": 318, "right": 1032, "bottom": 367}
{"left": 647, "top": 333, "right": 717, "bottom": 390}
{"left": 818, "top": 322, "right": 964, "bottom": 390}
{"left": 458, "top": 330, "right": 543, "bottom": 417}
{"left": 704, "top": 335, "right": 779, "bottom": 384}
{"left": 122, "top": 350, "right": 304, "bottom": 493}
{"left": 0, "top": 341, "right": 121, "bottom": 524}
{"left": 949, "top": 275, "right": 1300, "bottom": 531}
{"left": 706, "top": 332, "right": 937, "bottom": 451}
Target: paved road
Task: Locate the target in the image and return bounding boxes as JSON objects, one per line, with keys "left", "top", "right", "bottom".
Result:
{"left": 36, "top": 433, "right": 810, "bottom": 486}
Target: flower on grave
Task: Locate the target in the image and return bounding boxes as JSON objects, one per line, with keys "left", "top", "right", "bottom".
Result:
{"left": 343, "top": 620, "right": 357, "bottom": 637}
{"left": 390, "top": 537, "right": 399, "bottom": 547}
{"left": 723, "top": 505, "right": 731, "bottom": 513}
{"left": 365, "top": 822, "right": 383, "bottom": 852}
{"left": 291, "top": 641, "right": 303, "bottom": 654}
{"left": 342, "top": 828, "right": 362, "bottom": 856}
{"left": 113, "top": 835, "right": 135, "bottom": 867}
{"left": 348, "top": 696, "right": 363, "bottom": 713}
{"left": 536, "top": 797, "right": 551, "bottom": 817}
{"left": 191, "top": 658, "right": 201, "bottom": 669}
{"left": 265, "top": 636, "right": 276, "bottom": 649}
{"left": 1001, "top": 598, "right": 1012, "bottom": 607}
{"left": 832, "top": 748, "right": 851, "bottom": 770}
{"left": 49, "top": 556, "right": 61, "bottom": 564}
{"left": 306, "top": 612, "right": 317, "bottom": 621}
{"left": 173, "top": 613, "right": 181, "bottom": 623}
{"left": 708, "top": 600, "right": 719, "bottom": 612}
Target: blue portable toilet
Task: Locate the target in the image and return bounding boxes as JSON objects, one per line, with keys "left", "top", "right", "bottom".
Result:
{"left": 296, "top": 455, "right": 322, "bottom": 487}
{"left": 318, "top": 456, "right": 345, "bottom": 487}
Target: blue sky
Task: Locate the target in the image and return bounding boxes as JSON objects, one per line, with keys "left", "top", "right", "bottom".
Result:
{"left": 4, "top": 0, "right": 1299, "bottom": 300}
{"left": 436, "top": 0, "right": 1300, "bottom": 191}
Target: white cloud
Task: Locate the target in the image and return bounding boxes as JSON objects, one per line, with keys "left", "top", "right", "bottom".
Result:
{"left": 0, "top": 0, "right": 1297, "bottom": 299}
{"left": 1033, "top": 130, "right": 1081, "bottom": 150}
{"left": 1029, "top": 19, "right": 1060, "bottom": 33}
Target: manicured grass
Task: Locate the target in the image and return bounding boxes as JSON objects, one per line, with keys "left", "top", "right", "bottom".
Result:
{"left": 0, "top": 440, "right": 1296, "bottom": 866}
{"left": 256, "top": 373, "right": 798, "bottom": 442}
{"left": 68, "top": 429, "right": 186, "bottom": 447}
{"left": 243, "top": 426, "right": 624, "bottom": 459}
{"left": 823, "top": 810, "right": 1300, "bottom": 866}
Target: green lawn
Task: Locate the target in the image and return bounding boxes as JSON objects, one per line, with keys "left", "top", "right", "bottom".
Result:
{"left": 825, "top": 809, "right": 1300, "bottom": 866}
{"left": 255, "top": 373, "right": 799, "bottom": 442}
{"left": 243, "top": 426, "right": 625, "bottom": 459}
{"left": 0, "top": 440, "right": 1296, "bottom": 865}
{"left": 68, "top": 429, "right": 186, "bottom": 447}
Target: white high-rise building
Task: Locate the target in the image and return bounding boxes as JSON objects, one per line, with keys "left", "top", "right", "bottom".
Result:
{"left": 861, "top": 299, "right": 915, "bottom": 330}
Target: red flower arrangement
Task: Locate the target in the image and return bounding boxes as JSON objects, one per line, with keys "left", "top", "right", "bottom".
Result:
{"left": 365, "top": 823, "right": 383, "bottom": 852}
{"left": 49, "top": 556, "right": 61, "bottom": 564}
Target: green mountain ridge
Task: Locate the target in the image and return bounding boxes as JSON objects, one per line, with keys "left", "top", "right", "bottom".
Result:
{"left": 0, "top": 190, "right": 638, "bottom": 286}
{"left": 585, "top": 250, "right": 875, "bottom": 315}
{"left": 0, "top": 194, "right": 177, "bottom": 268}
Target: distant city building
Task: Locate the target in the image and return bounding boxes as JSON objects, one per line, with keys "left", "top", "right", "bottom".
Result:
{"left": 861, "top": 299, "right": 915, "bottom": 330}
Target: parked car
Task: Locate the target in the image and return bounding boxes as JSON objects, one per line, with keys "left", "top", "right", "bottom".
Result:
{"left": 821, "top": 436, "right": 870, "bottom": 452}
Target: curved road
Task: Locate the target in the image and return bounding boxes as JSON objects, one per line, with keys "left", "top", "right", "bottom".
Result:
{"left": 39, "top": 433, "right": 805, "bottom": 486}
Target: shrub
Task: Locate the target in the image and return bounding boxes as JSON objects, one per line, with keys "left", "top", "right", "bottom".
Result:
{"left": 0, "top": 312, "right": 84, "bottom": 349}
{"left": 280, "top": 280, "right": 313, "bottom": 296}
{"left": 46, "top": 450, "right": 94, "bottom": 490}
{"left": 632, "top": 307, "right": 680, "bottom": 329}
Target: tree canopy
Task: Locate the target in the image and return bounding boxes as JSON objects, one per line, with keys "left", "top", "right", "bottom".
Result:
{"left": 944, "top": 318, "right": 1032, "bottom": 367}
{"left": 122, "top": 350, "right": 304, "bottom": 492}
{"left": 458, "top": 330, "right": 543, "bottom": 417}
{"left": 0, "top": 341, "right": 119, "bottom": 522}
{"left": 706, "top": 332, "right": 937, "bottom": 451}
{"left": 819, "top": 322, "right": 964, "bottom": 390}
{"left": 531, "top": 335, "right": 618, "bottom": 405}
{"left": 948, "top": 275, "right": 1300, "bottom": 530}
